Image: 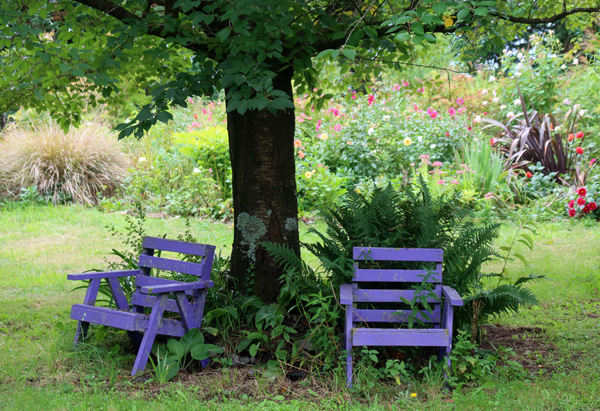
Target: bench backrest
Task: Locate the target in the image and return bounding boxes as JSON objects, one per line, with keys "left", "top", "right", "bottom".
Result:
{"left": 351, "top": 247, "right": 443, "bottom": 325}
{"left": 131, "top": 237, "right": 215, "bottom": 313}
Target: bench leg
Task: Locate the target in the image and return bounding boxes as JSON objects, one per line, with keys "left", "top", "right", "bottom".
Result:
{"left": 73, "top": 278, "right": 101, "bottom": 346}
{"left": 345, "top": 306, "right": 353, "bottom": 388}
{"left": 131, "top": 294, "right": 168, "bottom": 376}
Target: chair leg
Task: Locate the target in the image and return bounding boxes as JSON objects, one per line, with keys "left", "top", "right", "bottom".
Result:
{"left": 131, "top": 294, "right": 168, "bottom": 376}
{"left": 74, "top": 321, "right": 89, "bottom": 346}
{"left": 345, "top": 306, "right": 353, "bottom": 388}
{"left": 73, "top": 278, "right": 101, "bottom": 347}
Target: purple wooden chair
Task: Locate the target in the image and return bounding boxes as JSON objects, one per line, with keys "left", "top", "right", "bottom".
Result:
{"left": 68, "top": 236, "right": 215, "bottom": 376}
{"left": 340, "top": 247, "right": 463, "bottom": 387}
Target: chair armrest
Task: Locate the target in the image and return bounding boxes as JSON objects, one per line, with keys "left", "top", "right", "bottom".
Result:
{"left": 140, "top": 280, "right": 214, "bottom": 294}
{"left": 340, "top": 284, "right": 353, "bottom": 305}
{"left": 67, "top": 270, "right": 139, "bottom": 281}
{"left": 442, "top": 286, "right": 464, "bottom": 306}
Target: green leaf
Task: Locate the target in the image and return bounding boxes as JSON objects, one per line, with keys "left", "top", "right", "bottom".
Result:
{"left": 394, "top": 32, "right": 410, "bottom": 42}
{"left": 341, "top": 48, "right": 356, "bottom": 60}
{"left": 513, "top": 252, "right": 528, "bottom": 266}
{"left": 473, "top": 7, "right": 489, "bottom": 16}
{"left": 249, "top": 343, "right": 259, "bottom": 357}
{"left": 217, "top": 27, "right": 231, "bottom": 42}
{"left": 155, "top": 111, "right": 173, "bottom": 124}
{"left": 190, "top": 344, "right": 224, "bottom": 360}
{"left": 432, "top": 3, "right": 447, "bottom": 14}
{"left": 167, "top": 339, "right": 186, "bottom": 360}
{"left": 457, "top": 8, "right": 471, "bottom": 20}
{"left": 411, "top": 21, "right": 424, "bottom": 35}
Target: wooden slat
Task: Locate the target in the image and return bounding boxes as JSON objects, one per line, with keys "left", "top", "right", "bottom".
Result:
{"left": 67, "top": 270, "right": 139, "bottom": 281}
{"left": 353, "top": 269, "right": 441, "bottom": 283}
{"left": 352, "top": 288, "right": 441, "bottom": 303}
{"left": 352, "top": 328, "right": 450, "bottom": 347}
{"left": 130, "top": 293, "right": 181, "bottom": 313}
{"left": 353, "top": 247, "right": 443, "bottom": 262}
{"left": 138, "top": 254, "right": 202, "bottom": 276}
{"left": 142, "top": 237, "right": 215, "bottom": 257}
{"left": 70, "top": 305, "right": 185, "bottom": 337}
{"left": 353, "top": 308, "right": 441, "bottom": 324}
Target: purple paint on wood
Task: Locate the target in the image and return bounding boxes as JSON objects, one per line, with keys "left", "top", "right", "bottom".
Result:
{"left": 138, "top": 254, "right": 204, "bottom": 276}
{"left": 139, "top": 280, "right": 213, "bottom": 295}
{"left": 340, "top": 284, "right": 353, "bottom": 305}
{"left": 131, "top": 293, "right": 181, "bottom": 313}
{"left": 132, "top": 293, "right": 169, "bottom": 376}
{"left": 107, "top": 277, "right": 130, "bottom": 310}
{"left": 353, "top": 247, "right": 443, "bottom": 262}
{"left": 351, "top": 288, "right": 442, "bottom": 303}
{"left": 174, "top": 292, "right": 199, "bottom": 330}
{"left": 352, "top": 329, "right": 450, "bottom": 347}
{"left": 67, "top": 269, "right": 139, "bottom": 281}
{"left": 353, "top": 268, "right": 441, "bottom": 283}
{"left": 142, "top": 236, "right": 215, "bottom": 257}
{"left": 352, "top": 308, "right": 441, "bottom": 324}
{"left": 441, "top": 286, "right": 464, "bottom": 306}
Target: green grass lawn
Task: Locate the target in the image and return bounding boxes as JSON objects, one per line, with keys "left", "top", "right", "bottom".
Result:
{"left": 1, "top": 205, "right": 599, "bottom": 410}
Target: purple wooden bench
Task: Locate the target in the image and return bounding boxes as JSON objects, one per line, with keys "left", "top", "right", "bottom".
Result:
{"left": 340, "top": 247, "right": 463, "bottom": 387}
{"left": 68, "top": 236, "right": 215, "bottom": 376}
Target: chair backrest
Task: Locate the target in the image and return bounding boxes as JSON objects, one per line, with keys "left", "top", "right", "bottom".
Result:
{"left": 139, "top": 236, "right": 215, "bottom": 281}
{"left": 351, "top": 247, "right": 443, "bottom": 325}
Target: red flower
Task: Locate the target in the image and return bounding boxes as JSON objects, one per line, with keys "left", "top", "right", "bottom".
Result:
{"left": 368, "top": 94, "right": 375, "bottom": 106}
{"left": 576, "top": 131, "right": 584, "bottom": 139}
{"left": 569, "top": 208, "right": 577, "bottom": 217}
{"left": 578, "top": 187, "right": 587, "bottom": 197}
{"left": 583, "top": 205, "right": 591, "bottom": 213}
{"left": 568, "top": 200, "right": 575, "bottom": 208}
{"left": 446, "top": 132, "right": 450, "bottom": 137}
{"left": 590, "top": 202, "right": 598, "bottom": 211}
{"left": 576, "top": 147, "right": 584, "bottom": 155}
{"left": 526, "top": 171, "right": 533, "bottom": 178}
{"left": 577, "top": 197, "right": 586, "bottom": 206}
{"left": 568, "top": 133, "right": 575, "bottom": 141}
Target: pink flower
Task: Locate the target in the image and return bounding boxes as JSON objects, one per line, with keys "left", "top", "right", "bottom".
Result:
{"left": 590, "top": 158, "right": 596, "bottom": 166}
{"left": 450, "top": 180, "right": 459, "bottom": 185}
{"left": 568, "top": 200, "right": 575, "bottom": 208}
{"left": 436, "top": 180, "right": 446, "bottom": 185}
{"left": 458, "top": 107, "right": 466, "bottom": 114}
{"left": 448, "top": 107, "right": 456, "bottom": 117}
{"left": 432, "top": 161, "right": 443, "bottom": 167}
{"left": 402, "top": 80, "right": 409, "bottom": 87}
{"left": 316, "top": 120, "right": 322, "bottom": 131}
{"left": 187, "top": 98, "right": 194, "bottom": 103}
{"left": 484, "top": 192, "right": 494, "bottom": 200}
{"left": 351, "top": 92, "right": 357, "bottom": 100}
{"left": 577, "top": 197, "right": 586, "bottom": 206}
{"left": 413, "top": 103, "right": 419, "bottom": 111}
{"left": 419, "top": 154, "right": 430, "bottom": 160}
{"left": 590, "top": 202, "right": 598, "bottom": 210}
{"left": 583, "top": 205, "right": 591, "bottom": 213}
{"left": 569, "top": 208, "right": 577, "bottom": 217}
{"left": 298, "top": 150, "right": 305, "bottom": 159}
{"left": 457, "top": 98, "right": 464, "bottom": 106}
{"left": 334, "top": 124, "right": 342, "bottom": 131}
{"left": 393, "top": 83, "right": 401, "bottom": 91}
{"left": 578, "top": 187, "right": 587, "bottom": 197}
{"left": 368, "top": 94, "right": 375, "bottom": 106}
{"left": 467, "top": 126, "right": 472, "bottom": 131}
{"left": 446, "top": 132, "right": 450, "bottom": 137}
{"left": 417, "top": 87, "right": 424, "bottom": 93}
{"left": 490, "top": 138, "right": 496, "bottom": 146}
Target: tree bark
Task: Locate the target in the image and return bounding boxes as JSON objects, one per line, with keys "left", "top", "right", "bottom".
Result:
{"left": 226, "top": 66, "right": 300, "bottom": 303}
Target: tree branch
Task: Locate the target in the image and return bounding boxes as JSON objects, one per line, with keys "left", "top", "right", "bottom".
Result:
{"left": 497, "top": 6, "right": 600, "bottom": 24}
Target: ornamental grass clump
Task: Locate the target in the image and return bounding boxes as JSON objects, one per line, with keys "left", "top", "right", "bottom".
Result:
{"left": 0, "top": 118, "right": 128, "bottom": 204}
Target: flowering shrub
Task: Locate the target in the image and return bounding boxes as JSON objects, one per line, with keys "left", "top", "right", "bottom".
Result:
{"left": 566, "top": 186, "right": 599, "bottom": 219}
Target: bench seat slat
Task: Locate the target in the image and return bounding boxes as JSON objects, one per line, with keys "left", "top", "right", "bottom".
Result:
{"left": 352, "top": 328, "right": 450, "bottom": 347}
{"left": 353, "top": 269, "right": 441, "bottom": 283}
{"left": 70, "top": 305, "right": 185, "bottom": 337}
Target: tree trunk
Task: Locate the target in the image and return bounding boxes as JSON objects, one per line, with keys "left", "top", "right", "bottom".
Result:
{"left": 226, "top": 67, "right": 300, "bottom": 303}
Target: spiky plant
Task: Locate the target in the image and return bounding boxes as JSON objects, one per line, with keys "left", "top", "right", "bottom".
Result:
{"left": 0, "top": 116, "right": 128, "bottom": 204}
{"left": 483, "top": 91, "right": 582, "bottom": 180}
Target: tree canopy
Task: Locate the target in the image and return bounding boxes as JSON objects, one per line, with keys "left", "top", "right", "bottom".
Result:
{"left": 2, "top": 0, "right": 599, "bottom": 301}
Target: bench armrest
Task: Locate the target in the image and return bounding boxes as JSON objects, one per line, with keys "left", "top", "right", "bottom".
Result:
{"left": 340, "top": 284, "right": 353, "bottom": 305}
{"left": 441, "top": 285, "right": 464, "bottom": 306}
{"left": 67, "top": 270, "right": 139, "bottom": 281}
{"left": 140, "top": 280, "right": 214, "bottom": 294}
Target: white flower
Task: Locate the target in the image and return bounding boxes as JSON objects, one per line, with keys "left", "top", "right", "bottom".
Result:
{"left": 482, "top": 101, "right": 488, "bottom": 106}
{"left": 500, "top": 105, "right": 507, "bottom": 110}
{"left": 517, "top": 52, "right": 524, "bottom": 59}
{"left": 573, "top": 58, "right": 579, "bottom": 65}
{"left": 382, "top": 115, "right": 391, "bottom": 121}
{"left": 492, "top": 97, "right": 500, "bottom": 103}
{"left": 474, "top": 115, "right": 482, "bottom": 123}
{"left": 192, "top": 167, "right": 201, "bottom": 174}
{"left": 367, "top": 127, "right": 375, "bottom": 136}
{"left": 417, "top": 136, "right": 423, "bottom": 142}
{"left": 579, "top": 110, "right": 587, "bottom": 117}
{"left": 430, "top": 144, "right": 437, "bottom": 149}
{"left": 489, "top": 76, "right": 496, "bottom": 82}
{"left": 138, "top": 157, "right": 146, "bottom": 162}
{"left": 492, "top": 90, "right": 497, "bottom": 97}
{"left": 481, "top": 89, "right": 488, "bottom": 95}
{"left": 514, "top": 99, "right": 521, "bottom": 106}
{"left": 514, "top": 72, "right": 522, "bottom": 77}
{"left": 563, "top": 98, "right": 572, "bottom": 106}
{"left": 507, "top": 112, "right": 515, "bottom": 119}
